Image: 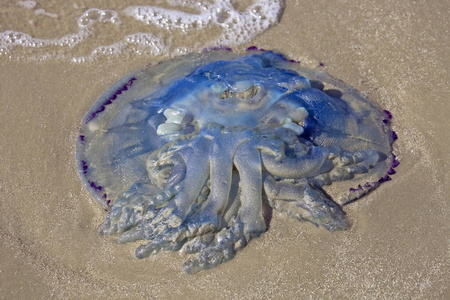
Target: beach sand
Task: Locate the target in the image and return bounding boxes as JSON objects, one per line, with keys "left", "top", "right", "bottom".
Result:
{"left": 0, "top": 0, "right": 448, "bottom": 298}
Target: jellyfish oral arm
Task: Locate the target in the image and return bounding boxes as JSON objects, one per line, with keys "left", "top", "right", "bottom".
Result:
{"left": 261, "top": 145, "right": 332, "bottom": 178}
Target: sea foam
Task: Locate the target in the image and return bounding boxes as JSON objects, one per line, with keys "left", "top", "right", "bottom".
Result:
{"left": 0, "top": 0, "right": 284, "bottom": 62}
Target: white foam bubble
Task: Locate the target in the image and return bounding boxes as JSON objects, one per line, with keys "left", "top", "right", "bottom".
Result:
{"left": 125, "top": 0, "right": 283, "bottom": 46}
{"left": 78, "top": 8, "right": 121, "bottom": 27}
{"left": 34, "top": 8, "right": 58, "bottom": 18}
{"left": 18, "top": 1, "right": 58, "bottom": 18}
{"left": 18, "top": 1, "right": 36, "bottom": 10}
{"left": 0, "top": 29, "right": 89, "bottom": 52}
{"left": 91, "top": 33, "right": 168, "bottom": 58}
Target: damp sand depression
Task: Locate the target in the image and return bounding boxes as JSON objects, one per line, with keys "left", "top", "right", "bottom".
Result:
{"left": 0, "top": 0, "right": 449, "bottom": 299}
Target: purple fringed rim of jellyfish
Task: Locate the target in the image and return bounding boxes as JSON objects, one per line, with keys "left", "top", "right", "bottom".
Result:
{"left": 79, "top": 155, "right": 113, "bottom": 209}
{"left": 85, "top": 77, "right": 137, "bottom": 124}
{"left": 80, "top": 158, "right": 112, "bottom": 210}
{"left": 80, "top": 160, "right": 88, "bottom": 174}
{"left": 79, "top": 135, "right": 85, "bottom": 145}
{"left": 382, "top": 110, "right": 398, "bottom": 141}
{"left": 346, "top": 110, "right": 399, "bottom": 205}
{"left": 79, "top": 77, "right": 137, "bottom": 209}
{"left": 246, "top": 46, "right": 301, "bottom": 64}
{"left": 246, "top": 46, "right": 265, "bottom": 52}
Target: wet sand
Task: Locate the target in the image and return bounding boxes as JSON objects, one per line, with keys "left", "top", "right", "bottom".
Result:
{"left": 1, "top": 0, "right": 448, "bottom": 298}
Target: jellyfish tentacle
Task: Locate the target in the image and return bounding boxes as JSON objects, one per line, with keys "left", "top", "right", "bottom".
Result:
{"left": 150, "top": 136, "right": 211, "bottom": 229}
{"left": 151, "top": 127, "right": 245, "bottom": 240}
{"left": 118, "top": 224, "right": 148, "bottom": 243}
{"left": 263, "top": 175, "right": 349, "bottom": 231}
{"left": 135, "top": 236, "right": 184, "bottom": 259}
{"left": 129, "top": 128, "right": 238, "bottom": 258}
{"left": 98, "top": 181, "right": 163, "bottom": 235}
{"left": 182, "top": 222, "right": 245, "bottom": 274}
{"left": 108, "top": 148, "right": 191, "bottom": 240}
{"left": 183, "top": 137, "right": 235, "bottom": 237}
{"left": 124, "top": 178, "right": 212, "bottom": 257}
{"left": 162, "top": 153, "right": 186, "bottom": 191}
{"left": 233, "top": 138, "right": 267, "bottom": 236}
{"left": 261, "top": 145, "right": 332, "bottom": 178}
{"left": 182, "top": 234, "right": 215, "bottom": 254}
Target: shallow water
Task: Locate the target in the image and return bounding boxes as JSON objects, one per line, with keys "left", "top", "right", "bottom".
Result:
{"left": 0, "top": 0, "right": 448, "bottom": 298}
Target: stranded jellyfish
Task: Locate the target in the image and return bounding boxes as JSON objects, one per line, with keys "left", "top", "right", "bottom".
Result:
{"left": 76, "top": 50, "right": 398, "bottom": 273}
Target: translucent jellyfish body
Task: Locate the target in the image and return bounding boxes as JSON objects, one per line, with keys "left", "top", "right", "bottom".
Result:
{"left": 76, "top": 50, "right": 398, "bottom": 273}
